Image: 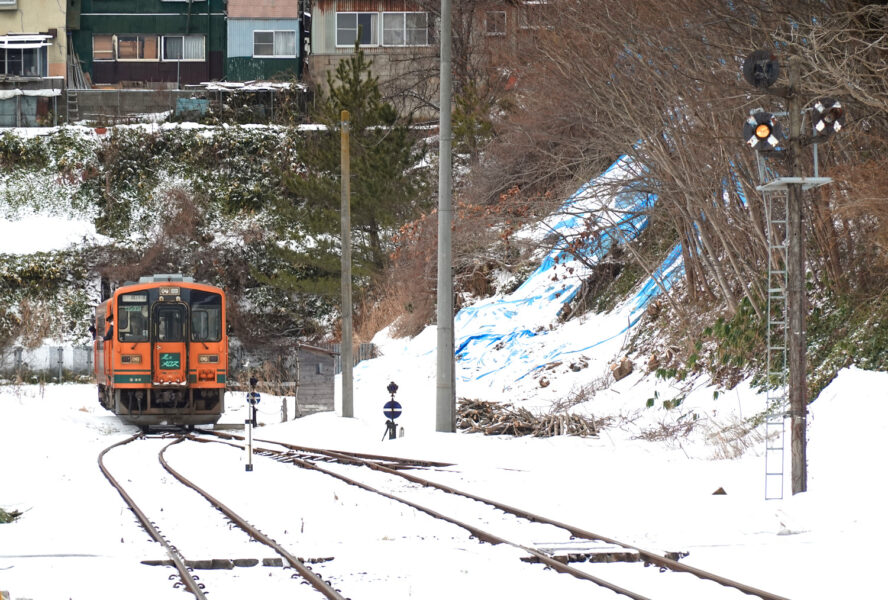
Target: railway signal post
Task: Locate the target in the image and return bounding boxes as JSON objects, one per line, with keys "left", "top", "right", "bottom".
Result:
{"left": 246, "top": 376, "right": 260, "bottom": 472}
{"left": 741, "top": 50, "right": 841, "bottom": 497}
{"left": 382, "top": 381, "right": 402, "bottom": 441}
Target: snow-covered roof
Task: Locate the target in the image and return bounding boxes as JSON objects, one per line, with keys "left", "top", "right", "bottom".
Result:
{"left": 196, "top": 81, "right": 308, "bottom": 93}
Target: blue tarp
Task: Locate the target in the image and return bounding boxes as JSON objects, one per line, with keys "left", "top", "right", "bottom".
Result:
{"left": 452, "top": 155, "right": 685, "bottom": 384}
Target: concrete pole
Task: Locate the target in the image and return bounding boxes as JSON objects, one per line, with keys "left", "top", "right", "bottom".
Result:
{"left": 340, "top": 109, "right": 354, "bottom": 418}
{"left": 436, "top": 0, "right": 456, "bottom": 432}
{"left": 787, "top": 56, "right": 807, "bottom": 494}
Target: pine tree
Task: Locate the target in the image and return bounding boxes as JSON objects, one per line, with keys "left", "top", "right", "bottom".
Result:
{"left": 268, "top": 47, "right": 430, "bottom": 298}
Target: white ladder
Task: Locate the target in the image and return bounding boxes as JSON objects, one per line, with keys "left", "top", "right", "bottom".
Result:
{"left": 764, "top": 186, "right": 789, "bottom": 500}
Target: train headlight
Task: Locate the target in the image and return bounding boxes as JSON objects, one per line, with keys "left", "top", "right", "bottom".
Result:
{"left": 198, "top": 354, "right": 219, "bottom": 364}
{"left": 121, "top": 354, "right": 142, "bottom": 364}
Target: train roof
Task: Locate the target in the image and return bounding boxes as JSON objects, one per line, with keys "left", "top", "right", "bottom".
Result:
{"left": 135, "top": 274, "right": 194, "bottom": 284}
{"left": 114, "top": 275, "right": 223, "bottom": 294}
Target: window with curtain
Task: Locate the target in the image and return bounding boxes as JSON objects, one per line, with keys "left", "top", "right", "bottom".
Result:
{"left": 253, "top": 31, "right": 296, "bottom": 57}
{"left": 163, "top": 35, "right": 205, "bottom": 61}
{"left": 93, "top": 35, "right": 114, "bottom": 61}
{"left": 336, "top": 13, "right": 377, "bottom": 47}
{"left": 382, "top": 12, "right": 428, "bottom": 46}
{"left": 117, "top": 34, "right": 159, "bottom": 60}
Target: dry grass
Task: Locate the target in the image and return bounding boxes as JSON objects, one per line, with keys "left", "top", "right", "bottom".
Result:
{"left": 17, "top": 299, "right": 56, "bottom": 349}
{"left": 355, "top": 270, "right": 434, "bottom": 342}
{"left": 632, "top": 418, "right": 697, "bottom": 442}
{"left": 705, "top": 416, "right": 765, "bottom": 460}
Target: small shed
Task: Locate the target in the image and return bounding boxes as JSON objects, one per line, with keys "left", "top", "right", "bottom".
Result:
{"left": 228, "top": 340, "right": 336, "bottom": 417}
{"left": 0, "top": 78, "right": 62, "bottom": 126}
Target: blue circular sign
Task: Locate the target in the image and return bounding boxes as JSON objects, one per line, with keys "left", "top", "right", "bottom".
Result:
{"left": 248, "top": 391, "right": 261, "bottom": 404}
{"left": 384, "top": 399, "right": 402, "bottom": 419}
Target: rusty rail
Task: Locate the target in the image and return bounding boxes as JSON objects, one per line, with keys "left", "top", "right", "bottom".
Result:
{"left": 222, "top": 435, "right": 791, "bottom": 600}
{"left": 204, "top": 429, "right": 452, "bottom": 469}
{"left": 158, "top": 438, "right": 347, "bottom": 600}
{"left": 315, "top": 445, "right": 793, "bottom": 600}
{"left": 198, "top": 435, "right": 650, "bottom": 599}
{"left": 98, "top": 434, "right": 208, "bottom": 600}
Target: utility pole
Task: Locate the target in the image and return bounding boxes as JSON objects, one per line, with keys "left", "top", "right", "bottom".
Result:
{"left": 786, "top": 57, "right": 807, "bottom": 494}
{"left": 341, "top": 109, "right": 354, "bottom": 418}
{"left": 435, "top": 0, "right": 456, "bottom": 432}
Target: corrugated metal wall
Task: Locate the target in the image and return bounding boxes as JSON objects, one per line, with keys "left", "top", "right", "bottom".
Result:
{"left": 228, "top": 0, "right": 300, "bottom": 19}
{"left": 334, "top": 0, "right": 415, "bottom": 11}
{"left": 227, "top": 18, "right": 301, "bottom": 57}
{"left": 72, "top": 1, "right": 228, "bottom": 85}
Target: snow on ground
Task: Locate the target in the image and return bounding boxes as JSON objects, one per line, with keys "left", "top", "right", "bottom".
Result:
{"left": 0, "top": 366, "right": 884, "bottom": 599}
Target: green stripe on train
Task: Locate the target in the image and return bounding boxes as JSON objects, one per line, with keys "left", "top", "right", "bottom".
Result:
{"left": 113, "top": 374, "right": 151, "bottom": 384}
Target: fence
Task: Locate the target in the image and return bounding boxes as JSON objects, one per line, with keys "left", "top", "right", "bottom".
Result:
{"left": 0, "top": 340, "right": 376, "bottom": 409}
{"left": 0, "top": 345, "right": 93, "bottom": 381}
{"left": 65, "top": 86, "right": 308, "bottom": 125}
{"left": 332, "top": 342, "right": 378, "bottom": 375}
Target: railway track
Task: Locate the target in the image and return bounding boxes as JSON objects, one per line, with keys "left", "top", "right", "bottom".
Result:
{"left": 200, "top": 431, "right": 792, "bottom": 600}
{"left": 98, "top": 434, "right": 347, "bottom": 600}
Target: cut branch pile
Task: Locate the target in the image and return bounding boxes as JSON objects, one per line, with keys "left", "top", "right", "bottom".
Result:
{"left": 457, "top": 399, "right": 600, "bottom": 437}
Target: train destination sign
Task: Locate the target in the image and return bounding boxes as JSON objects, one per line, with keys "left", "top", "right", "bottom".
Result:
{"left": 159, "top": 352, "right": 181, "bottom": 369}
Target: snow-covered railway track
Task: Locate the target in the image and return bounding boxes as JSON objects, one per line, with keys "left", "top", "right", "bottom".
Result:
{"left": 206, "top": 432, "right": 791, "bottom": 600}
{"left": 204, "top": 429, "right": 455, "bottom": 470}
{"left": 98, "top": 434, "right": 347, "bottom": 600}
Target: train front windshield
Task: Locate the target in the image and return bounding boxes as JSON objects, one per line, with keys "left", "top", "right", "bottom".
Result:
{"left": 190, "top": 290, "right": 222, "bottom": 342}
{"left": 118, "top": 292, "right": 149, "bottom": 342}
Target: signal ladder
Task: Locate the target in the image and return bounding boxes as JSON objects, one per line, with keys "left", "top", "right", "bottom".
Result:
{"left": 763, "top": 186, "right": 789, "bottom": 500}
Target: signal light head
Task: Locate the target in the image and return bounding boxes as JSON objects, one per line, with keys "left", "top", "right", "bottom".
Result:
{"left": 742, "top": 50, "right": 780, "bottom": 89}
{"left": 743, "top": 111, "right": 783, "bottom": 151}
{"left": 811, "top": 97, "right": 845, "bottom": 138}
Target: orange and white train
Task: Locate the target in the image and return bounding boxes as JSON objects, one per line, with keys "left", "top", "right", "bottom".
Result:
{"left": 94, "top": 274, "right": 227, "bottom": 429}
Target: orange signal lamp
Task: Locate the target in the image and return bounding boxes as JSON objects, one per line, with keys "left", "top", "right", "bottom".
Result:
{"left": 755, "top": 124, "right": 771, "bottom": 139}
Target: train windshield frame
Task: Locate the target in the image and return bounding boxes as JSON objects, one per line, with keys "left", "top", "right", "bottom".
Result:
{"left": 190, "top": 290, "right": 222, "bottom": 343}
{"left": 118, "top": 292, "right": 149, "bottom": 343}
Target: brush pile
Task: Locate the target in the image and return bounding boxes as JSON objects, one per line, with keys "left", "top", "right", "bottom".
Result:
{"left": 457, "top": 399, "right": 600, "bottom": 437}
{"left": 0, "top": 507, "right": 21, "bottom": 523}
